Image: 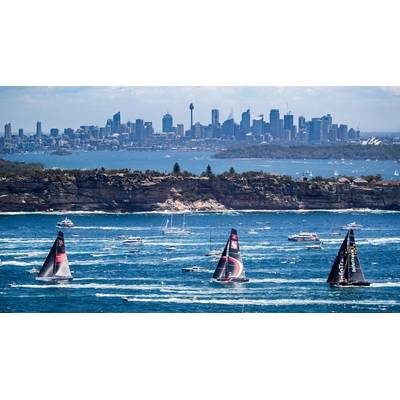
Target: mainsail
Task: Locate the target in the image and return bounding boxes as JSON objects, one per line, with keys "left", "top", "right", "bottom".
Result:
{"left": 327, "top": 232, "right": 349, "bottom": 285}
{"left": 347, "top": 229, "right": 367, "bottom": 283}
{"left": 213, "top": 229, "right": 248, "bottom": 282}
{"left": 37, "top": 231, "right": 72, "bottom": 280}
{"left": 327, "top": 229, "right": 369, "bottom": 286}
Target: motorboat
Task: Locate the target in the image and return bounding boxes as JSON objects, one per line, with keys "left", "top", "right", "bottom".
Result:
{"left": 341, "top": 222, "right": 363, "bottom": 230}
{"left": 122, "top": 236, "right": 143, "bottom": 244}
{"left": 56, "top": 217, "right": 74, "bottom": 228}
{"left": 306, "top": 244, "right": 323, "bottom": 250}
{"left": 181, "top": 266, "right": 202, "bottom": 272}
{"left": 288, "top": 232, "right": 320, "bottom": 242}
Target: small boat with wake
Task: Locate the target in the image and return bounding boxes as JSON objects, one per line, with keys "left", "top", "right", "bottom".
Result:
{"left": 212, "top": 229, "right": 249, "bottom": 283}
{"left": 306, "top": 244, "right": 323, "bottom": 250}
{"left": 37, "top": 231, "right": 72, "bottom": 281}
{"left": 56, "top": 217, "right": 74, "bottom": 228}
{"left": 181, "top": 266, "right": 202, "bottom": 272}
{"left": 327, "top": 229, "right": 370, "bottom": 287}
{"left": 122, "top": 236, "right": 143, "bottom": 244}
{"left": 341, "top": 221, "right": 363, "bottom": 230}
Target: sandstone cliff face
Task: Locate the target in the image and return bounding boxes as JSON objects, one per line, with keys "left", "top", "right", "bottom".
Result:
{"left": 0, "top": 171, "right": 399, "bottom": 212}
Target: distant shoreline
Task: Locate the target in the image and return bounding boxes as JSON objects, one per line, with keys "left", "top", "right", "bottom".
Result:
{"left": 214, "top": 144, "right": 400, "bottom": 160}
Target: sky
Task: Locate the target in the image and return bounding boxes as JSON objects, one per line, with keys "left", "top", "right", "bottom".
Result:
{"left": 0, "top": 86, "right": 399, "bottom": 133}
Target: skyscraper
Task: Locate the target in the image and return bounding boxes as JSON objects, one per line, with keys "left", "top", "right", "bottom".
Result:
{"left": 176, "top": 124, "right": 184, "bottom": 137}
{"left": 283, "top": 113, "right": 294, "bottom": 131}
{"left": 240, "top": 109, "right": 251, "bottom": 133}
{"left": 321, "top": 114, "right": 332, "bottom": 142}
{"left": 309, "top": 118, "right": 322, "bottom": 143}
{"left": 18, "top": 128, "right": 24, "bottom": 139}
{"left": 211, "top": 109, "right": 219, "bottom": 127}
{"left": 4, "top": 123, "right": 11, "bottom": 140}
{"left": 162, "top": 113, "right": 173, "bottom": 133}
{"left": 269, "top": 109, "right": 280, "bottom": 139}
{"left": 338, "top": 124, "right": 348, "bottom": 141}
{"left": 36, "top": 121, "right": 42, "bottom": 138}
{"left": 134, "top": 119, "right": 144, "bottom": 141}
{"left": 144, "top": 122, "right": 154, "bottom": 137}
{"left": 298, "top": 116, "right": 306, "bottom": 131}
{"left": 112, "top": 112, "right": 121, "bottom": 133}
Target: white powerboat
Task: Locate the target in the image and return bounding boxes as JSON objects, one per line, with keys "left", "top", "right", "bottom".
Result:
{"left": 288, "top": 232, "right": 320, "bottom": 242}
{"left": 181, "top": 266, "right": 202, "bottom": 272}
{"left": 122, "top": 236, "right": 143, "bottom": 244}
{"left": 56, "top": 217, "right": 75, "bottom": 228}
{"left": 341, "top": 222, "right": 363, "bottom": 230}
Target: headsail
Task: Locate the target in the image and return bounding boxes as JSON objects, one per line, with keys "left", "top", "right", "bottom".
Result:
{"left": 37, "top": 231, "right": 72, "bottom": 280}
{"left": 212, "top": 240, "right": 229, "bottom": 279}
{"left": 327, "top": 232, "right": 348, "bottom": 285}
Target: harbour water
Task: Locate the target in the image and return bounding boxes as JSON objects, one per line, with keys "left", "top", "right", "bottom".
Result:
{"left": 3, "top": 150, "right": 400, "bottom": 179}
{"left": 1, "top": 210, "right": 400, "bottom": 312}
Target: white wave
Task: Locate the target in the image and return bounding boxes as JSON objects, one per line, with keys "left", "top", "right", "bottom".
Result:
{"left": 119, "top": 297, "right": 400, "bottom": 307}
{"left": 365, "top": 237, "right": 400, "bottom": 245}
{"left": 1, "top": 260, "right": 41, "bottom": 267}
{"left": 8, "top": 282, "right": 187, "bottom": 291}
{"left": 371, "top": 282, "right": 400, "bottom": 288}
{"left": 249, "top": 278, "right": 325, "bottom": 284}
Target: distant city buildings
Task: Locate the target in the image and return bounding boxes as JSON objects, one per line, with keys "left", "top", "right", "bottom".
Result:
{"left": 1, "top": 103, "right": 363, "bottom": 154}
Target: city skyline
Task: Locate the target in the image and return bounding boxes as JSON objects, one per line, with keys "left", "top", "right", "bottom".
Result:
{"left": 1, "top": 86, "right": 400, "bottom": 132}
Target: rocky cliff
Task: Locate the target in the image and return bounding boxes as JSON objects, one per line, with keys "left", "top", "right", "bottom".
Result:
{"left": 0, "top": 169, "right": 399, "bottom": 212}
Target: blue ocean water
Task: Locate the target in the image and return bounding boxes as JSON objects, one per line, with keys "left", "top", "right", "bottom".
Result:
{"left": 1, "top": 211, "right": 400, "bottom": 313}
{"left": 3, "top": 150, "right": 400, "bottom": 179}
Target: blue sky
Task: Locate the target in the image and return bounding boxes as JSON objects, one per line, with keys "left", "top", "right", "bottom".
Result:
{"left": 0, "top": 86, "right": 399, "bottom": 133}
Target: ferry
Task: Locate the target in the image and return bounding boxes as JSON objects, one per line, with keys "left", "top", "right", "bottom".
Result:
{"left": 56, "top": 217, "right": 75, "bottom": 228}
{"left": 288, "top": 232, "right": 320, "bottom": 242}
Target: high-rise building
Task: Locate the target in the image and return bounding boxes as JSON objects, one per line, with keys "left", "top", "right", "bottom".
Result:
{"left": 134, "top": 119, "right": 144, "bottom": 141}
{"left": 251, "top": 115, "right": 265, "bottom": 136}
{"left": 298, "top": 116, "right": 306, "bottom": 131}
{"left": 36, "top": 121, "right": 42, "bottom": 138}
{"left": 162, "top": 113, "right": 173, "bottom": 133}
{"left": 283, "top": 113, "right": 294, "bottom": 131}
{"left": 176, "top": 124, "right": 184, "bottom": 137}
{"left": 4, "top": 123, "right": 11, "bottom": 140}
{"left": 338, "top": 124, "right": 348, "bottom": 141}
{"left": 309, "top": 118, "right": 322, "bottom": 143}
{"left": 240, "top": 109, "right": 251, "bottom": 133}
{"left": 112, "top": 112, "right": 121, "bottom": 133}
{"left": 211, "top": 109, "right": 219, "bottom": 127}
{"left": 144, "top": 122, "right": 154, "bottom": 137}
{"left": 50, "top": 128, "right": 59, "bottom": 137}
{"left": 18, "top": 128, "right": 24, "bottom": 139}
{"left": 321, "top": 114, "right": 332, "bottom": 142}
{"left": 222, "top": 118, "right": 235, "bottom": 138}
{"left": 269, "top": 109, "right": 280, "bottom": 138}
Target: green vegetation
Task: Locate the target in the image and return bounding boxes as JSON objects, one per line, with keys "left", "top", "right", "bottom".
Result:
{"left": 0, "top": 158, "right": 44, "bottom": 175}
{"left": 172, "top": 162, "right": 181, "bottom": 175}
{"left": 214, "top": 144, "right": 400, "bottom": 160}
